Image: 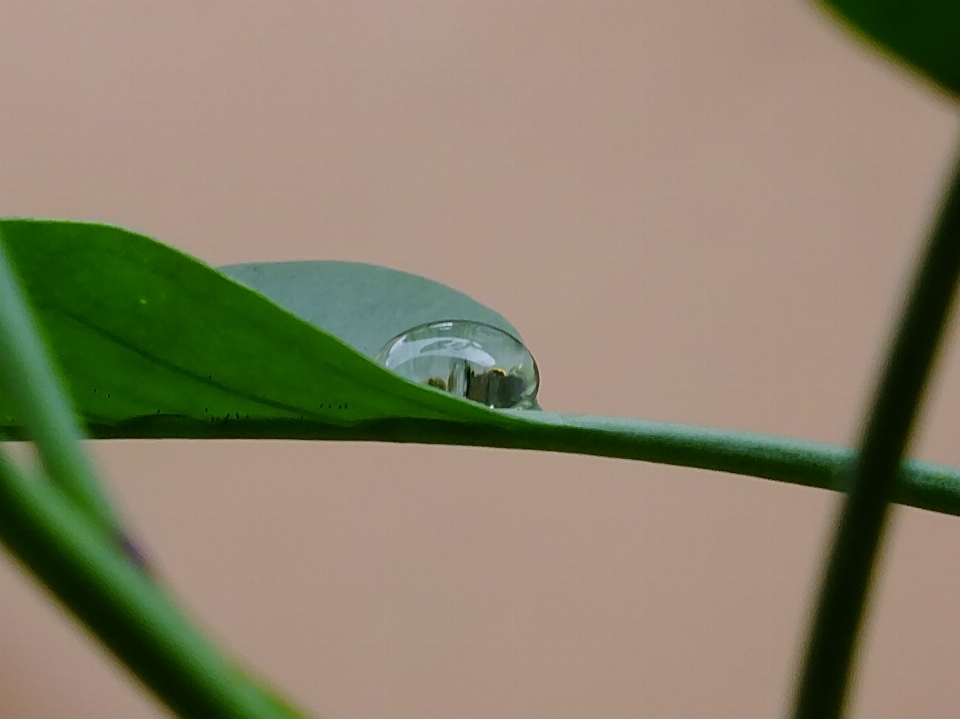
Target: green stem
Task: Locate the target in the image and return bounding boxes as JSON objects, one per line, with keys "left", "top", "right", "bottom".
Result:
{"left": 0, "top": 233, "right": 126, "bottom": 548}
{"left": 0, "top": 449, "right": 307, "bottom": 719}
{"left": 35, "top": 413, "right": 960, "bottom": 519}
{"left": 792, "top": 146, "right": 960, "bottom": 719}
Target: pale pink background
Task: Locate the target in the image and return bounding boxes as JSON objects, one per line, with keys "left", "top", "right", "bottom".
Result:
{"left": 2, "top": 1, "right": 960, "bottom": 717}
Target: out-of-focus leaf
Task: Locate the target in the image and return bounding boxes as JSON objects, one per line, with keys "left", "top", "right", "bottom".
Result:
{"left": 819, "top": 0, "right": 960, "bottom": 97}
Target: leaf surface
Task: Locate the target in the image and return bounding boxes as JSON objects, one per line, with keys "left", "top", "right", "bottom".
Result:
{"left": 0, "top": 219, "right": 500, "bottom": 431}
{"left": 220, "top": 261, "right": 520, "bottom": 359}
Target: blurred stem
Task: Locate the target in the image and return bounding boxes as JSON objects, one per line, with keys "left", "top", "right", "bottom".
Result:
{"left": 792, "top": 146, "right": 960, "bottom": 719}
{"left": 0, "top": 449, "right": 308, "bottom": 719}
{"left": 0, "top": 232, "right": 128, "bottom": 551}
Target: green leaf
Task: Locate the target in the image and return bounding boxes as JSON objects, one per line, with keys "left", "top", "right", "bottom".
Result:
{"left": 819, "top": 0, "right": 960, "bottom": 97}
{"left": 1, "top": 221, "right": 314, "bottom": 717}
{"left": 0, "top": 218, "right": 500, "bottom": 431}
{"left": 3, "top": 218, "right": 960, "bottom": 520}
{"left": 0, "top": 229, "right": 127, "bottom": 545}
{"left": 219, "top": 261, "right": 521, "bottom": 359}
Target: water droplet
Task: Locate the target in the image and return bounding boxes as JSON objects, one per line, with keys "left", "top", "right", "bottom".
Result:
{"left": 375, "top": 320, "right": 539, "bottom": 409}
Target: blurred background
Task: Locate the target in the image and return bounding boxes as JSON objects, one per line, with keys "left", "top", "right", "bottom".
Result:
{"left": 1, "top": 1, "right": 959, "bottom": 717}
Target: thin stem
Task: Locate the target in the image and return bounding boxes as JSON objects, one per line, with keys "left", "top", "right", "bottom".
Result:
{"left": 0, "top": 449, "right": 307, "bottom": 719}
{"left": 32, "top": 413, "right": 960, "bottom": 519}
{"left": 792, "top": 146, "right": 960, "bottom": 719}
{"left": 0, "top": 232, "right": 128, "bottom": 551}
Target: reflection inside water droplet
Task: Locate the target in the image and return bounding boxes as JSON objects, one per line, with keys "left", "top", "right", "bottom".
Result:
{"left": 374, "top": 320, "right": 539, "bottom": 409}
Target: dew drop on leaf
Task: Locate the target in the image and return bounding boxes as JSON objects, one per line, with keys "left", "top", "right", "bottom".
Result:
{"left": 374, "top": 320, "right": 539, "bottom": 409}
